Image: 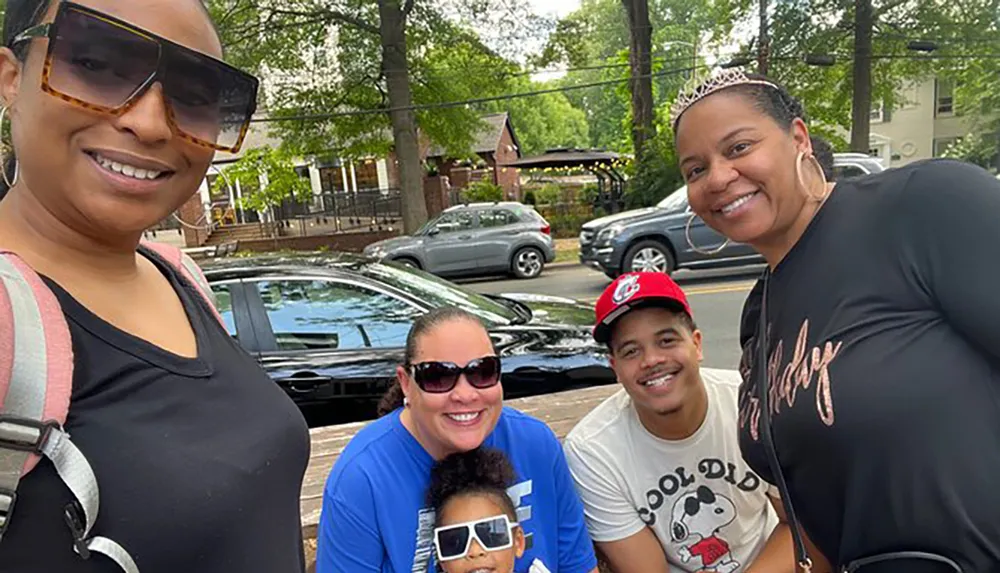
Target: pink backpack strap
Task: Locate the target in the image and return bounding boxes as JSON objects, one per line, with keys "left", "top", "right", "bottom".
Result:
{"left": 0, "top": 251, "right": 73, "bottom": 476}
{"left": 140, "top": 240, "right": 223, "bottom": 327}
{"left": 0, "top": 253, "right": 142, "bottom": 571}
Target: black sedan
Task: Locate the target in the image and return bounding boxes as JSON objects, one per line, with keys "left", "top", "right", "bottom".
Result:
{"left": 202, "top": 253, "right": 616, "bottom": 426}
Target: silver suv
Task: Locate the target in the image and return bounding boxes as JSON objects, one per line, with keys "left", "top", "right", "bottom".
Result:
{"left": 363, "top": 202, "right": 556, "bottom": 279}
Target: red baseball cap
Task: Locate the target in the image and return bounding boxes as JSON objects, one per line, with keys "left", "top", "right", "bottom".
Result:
{"left": 593, "top": 272, "right": 693, "bottom": 344}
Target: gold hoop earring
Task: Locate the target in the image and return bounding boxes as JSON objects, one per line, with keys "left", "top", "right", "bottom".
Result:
{"left": 685, "top": 212, "right": 729, "bottom": 255}
{"left": 795, "top": 150, "right": 828, "bottom": 202}
{"left": 0, "top": 106, "right": 18, "bottom": 189}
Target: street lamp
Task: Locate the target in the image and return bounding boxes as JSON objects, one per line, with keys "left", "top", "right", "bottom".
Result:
{"left": 804, "top": 54, "right": 836, "bottom": 66}
{"left": 907, "top": 40, "right": 937, "bottom": 53}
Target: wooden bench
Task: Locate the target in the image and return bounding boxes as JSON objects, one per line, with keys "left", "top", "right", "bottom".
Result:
{"left": 300, "top": 384, "right": 622, "bottom": 539}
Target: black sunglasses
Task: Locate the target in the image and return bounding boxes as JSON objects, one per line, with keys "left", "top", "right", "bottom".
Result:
{"left": 11, "top": 2, "right": 259, "bottom": 153}
{"left": 408, "top": 356, "right": 501, "bottom": 394}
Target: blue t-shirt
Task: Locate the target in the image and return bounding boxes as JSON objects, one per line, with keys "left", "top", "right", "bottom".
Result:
{"left": 316, "top": 407, "right": 598, "bottom": 573}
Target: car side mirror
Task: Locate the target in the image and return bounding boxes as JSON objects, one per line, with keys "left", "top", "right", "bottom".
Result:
{"left": 427, "top": 227, "right": 440, "bottom": 236}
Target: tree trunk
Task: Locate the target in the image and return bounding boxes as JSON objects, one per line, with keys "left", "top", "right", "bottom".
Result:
{"left": 621, "top": 0, "right": 655, "bottom": 161}
{"left": 757, "top": 0, "right": 769, "bottom": 75}
{"left": 378, "top": 0, "right": 427, "bottom": 234}
{"left": 850, "top": 0, "right": 873, "bottom": 153}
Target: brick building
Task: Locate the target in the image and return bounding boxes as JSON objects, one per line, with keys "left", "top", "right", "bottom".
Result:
{"left": 423, "top": 113, "right": 523, "bottom": 200}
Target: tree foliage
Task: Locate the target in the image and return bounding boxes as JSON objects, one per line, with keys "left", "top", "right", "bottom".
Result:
{"left": 745, "top": 0, "right": 1000, "bottom": 154}
{"left": 214, "top": 146, "right": 313, "bottom": 214}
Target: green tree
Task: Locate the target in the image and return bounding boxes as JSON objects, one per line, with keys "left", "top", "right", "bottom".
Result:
{"left": 214, "top": 146, "right": 312, "bottom": 215}
{"left": 754, "top": 0, "right": 1000, "bottom": 155}
{"left": 208, "top": 0, "right": 555, "bottom": 234}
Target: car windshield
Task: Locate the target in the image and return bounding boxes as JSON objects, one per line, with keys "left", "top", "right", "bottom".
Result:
{"left": 414, "top": 215, "right": 443, "bottom": 236}
{"left": 656, "top": 188, "right": 688, "bottom": 210}
{"left": 361, "top": 262, "right": 519, "bottom": 325}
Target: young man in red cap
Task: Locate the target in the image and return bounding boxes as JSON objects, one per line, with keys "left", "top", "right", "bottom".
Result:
{"left": 563, "top": 272, "right": 798, "bottom": 573}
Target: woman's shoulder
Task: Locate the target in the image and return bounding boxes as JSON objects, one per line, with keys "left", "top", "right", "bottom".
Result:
{"left": 850, "top": 158, "right": 994, "bottom": 200}
{"left": 327, "top": 413, "right": 408, "bottom": 481}
{"left": 497, "top": 406, "right": 559, "bottom": 438}
{"left": 490, "top": 407, "right": 562, "bottom": 458}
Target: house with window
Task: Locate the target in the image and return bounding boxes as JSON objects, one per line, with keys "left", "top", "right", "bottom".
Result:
{"left": 864, "top": 76, "right": 992, "bottom": 168}
{"left": 424, "top": 112, "right": 523, "bottom": 200}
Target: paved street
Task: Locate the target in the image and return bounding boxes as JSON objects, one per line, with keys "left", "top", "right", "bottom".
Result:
{"left": 456, "top": 263, "right": 765, "bottom": 370}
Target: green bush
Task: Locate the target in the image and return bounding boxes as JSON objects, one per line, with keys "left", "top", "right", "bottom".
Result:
{"left": 546, "top": 213, "right": 591, "bottom": 238}
{"left": 464, "top": 180, "right": 504, "bottom": 202}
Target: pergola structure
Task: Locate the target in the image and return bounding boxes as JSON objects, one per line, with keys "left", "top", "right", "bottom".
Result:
{"left": 501, "top": 148, "right": 628, "bottom": 213}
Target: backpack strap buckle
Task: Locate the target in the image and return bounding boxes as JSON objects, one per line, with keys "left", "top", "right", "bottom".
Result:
{"left": 0, "top": 488, "right": 16, "bottom": 537}
{"left": 64, "top": 501, "right": 92, "bottom": 560}
{"left": 0, "top": 415, "right": 57, "bottom": 454}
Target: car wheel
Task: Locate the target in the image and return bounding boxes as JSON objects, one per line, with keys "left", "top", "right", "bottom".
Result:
{"left": 393, "top": 257, "right": 420, "bottom": 269}
{"left": 624, "top": 240, "right": 676, "bottom": 274}
{"left": 511, "top": 247, "right": 544, "bottom": 279}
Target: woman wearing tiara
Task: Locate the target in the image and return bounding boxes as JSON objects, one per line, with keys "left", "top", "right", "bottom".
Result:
{"left": 669, "top": 69, "right": 1000, "bottom": 572}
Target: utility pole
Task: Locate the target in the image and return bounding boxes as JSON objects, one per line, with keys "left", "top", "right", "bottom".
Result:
{"left": 757, "top": 0, "right": 769, "bottom": 75}
{"left": 850, "top": 0, "right": 874, "bottom": 153}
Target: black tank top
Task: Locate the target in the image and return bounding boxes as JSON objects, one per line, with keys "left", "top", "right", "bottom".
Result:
{"left": 2, "top": 251, "right": 311, "bottom": 572}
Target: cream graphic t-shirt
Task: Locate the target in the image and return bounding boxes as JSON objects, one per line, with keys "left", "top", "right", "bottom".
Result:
{"left": 563, "top": 368, "right": 778, "bottom": 572}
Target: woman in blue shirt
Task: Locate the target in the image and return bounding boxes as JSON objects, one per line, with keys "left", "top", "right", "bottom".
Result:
{"left": 316, "top": 306, "right": 599, "bottom": 573}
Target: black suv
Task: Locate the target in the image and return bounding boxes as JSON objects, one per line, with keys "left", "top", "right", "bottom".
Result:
{"left": 579, "top": 153, "right": 885, "bottom": 278}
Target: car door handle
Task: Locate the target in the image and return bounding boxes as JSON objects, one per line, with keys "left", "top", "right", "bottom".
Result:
{"left": 458, "top": 234, "right": 472, "bottom": 240}
{"left": 282, "top": 372, "right": 333, "bottom": 393}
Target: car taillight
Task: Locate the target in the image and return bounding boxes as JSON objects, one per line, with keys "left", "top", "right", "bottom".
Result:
{"left": 540, "top": 225, "right": 551, "bottom": 235}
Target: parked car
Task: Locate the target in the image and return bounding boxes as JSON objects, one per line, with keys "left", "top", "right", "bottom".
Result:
{"left": 203, "top": 253, "right": 614, "bottom": 426}
{"left": 579, "top": 152, "right": 886, "bottom": 278}
{"left": 362, "top": 201, "right": 555, "bottom": 279}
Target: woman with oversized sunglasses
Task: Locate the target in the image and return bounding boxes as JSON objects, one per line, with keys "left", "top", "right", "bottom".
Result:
{"left": 0, "top": 2, "right": 308, "bottom": 573}
{"left": 316, "top": 307, "right": 599, "bottom": 573}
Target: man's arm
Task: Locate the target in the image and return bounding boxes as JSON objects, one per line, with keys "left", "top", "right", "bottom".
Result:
{"left": 562, "top": 437, "right": 667, "bottom": 573}
{"left": 745, "top": 495, "right": 831, "bottom": 573}
{"left": 596, "top": 528, "right": 671, "bottom": 573}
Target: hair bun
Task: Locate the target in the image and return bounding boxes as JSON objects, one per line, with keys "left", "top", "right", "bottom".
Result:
{"left": 426, "top": 447, "right": 516, "bottom": 509}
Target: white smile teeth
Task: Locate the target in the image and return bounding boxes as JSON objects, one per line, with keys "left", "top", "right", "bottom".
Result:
{"left": 721, "top": 192, "right": 757, "bottom": 214}
{"left": 642, "top": 374, "right": 675, "bottom": 387}
{"left": 448, "top": 412, "right": 479, "bottom": 422}
{"left": 92, "top": 153, "right": 164, "bottom": 180}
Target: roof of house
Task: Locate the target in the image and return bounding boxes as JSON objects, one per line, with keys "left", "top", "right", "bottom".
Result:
{"left": 501, "top": 148, "right": 624, "bottom": 169}
{"left": 212, "top": 118, "right": 285, "bottom": 164}
{"left": 426, "top": 113, "right": 521, "bottom": 159}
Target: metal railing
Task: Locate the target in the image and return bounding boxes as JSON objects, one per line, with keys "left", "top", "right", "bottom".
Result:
{"left": 273, "top": 188, "right": 402, "bottom": 235}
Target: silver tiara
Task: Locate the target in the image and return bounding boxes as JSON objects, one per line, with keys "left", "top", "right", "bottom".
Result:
{"left": 669, "top": 68, "right": 779, "bottom": 127}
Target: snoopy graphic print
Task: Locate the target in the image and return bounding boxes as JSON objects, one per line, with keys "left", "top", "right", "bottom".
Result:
{"left": 671, "top": 486, "right": 740, "bottom": 573}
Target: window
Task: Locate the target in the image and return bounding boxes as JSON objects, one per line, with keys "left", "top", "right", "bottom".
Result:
{"left": 354, "top": 161, "right": 380, "bottom": 190}
{"left": 936, "top": 79, "right": 954, "bottom": 116}
{"left": 319, "top": 165, "right": 346, "bottom": 193}
{"left": 254, "top": 279, "right": 423, "bottom": 351}
{"left": 478, "top": 209, "right": 516, "bottom": 228}
{"left": 656, "top": 188, "right": 689, "bottom": 211}
{"left": 833, "top": 164, "right": 868, "bottom": 180}
{"left": 870, "top": 102, "right": 885, "bottom": 123}
{"left": 433, "top": 211, "right": 475, "bottom": 233}
{"left": 210, "top": 283, "right": 239, "bottom": 338}
{"left": 933, "top": 137, "right": 960, "bottom": 157}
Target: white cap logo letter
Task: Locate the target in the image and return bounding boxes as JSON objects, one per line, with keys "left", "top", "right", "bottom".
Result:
{"left": 612, "top": 274, "right": 641, "bottom": 304}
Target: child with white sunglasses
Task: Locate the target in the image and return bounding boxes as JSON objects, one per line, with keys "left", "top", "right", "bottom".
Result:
{"left": 427, "top": 447, "right": 552, "bottom": 573}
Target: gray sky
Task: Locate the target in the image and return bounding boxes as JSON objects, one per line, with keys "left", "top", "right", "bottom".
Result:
{"left": 528, "top": 0, "right": 581, "bottom": 19}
